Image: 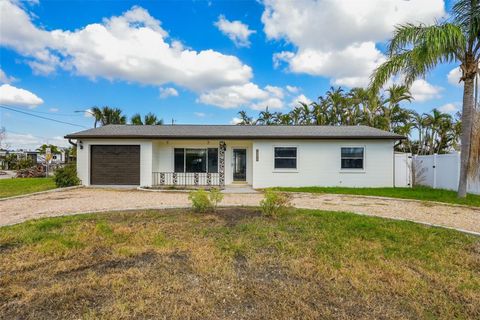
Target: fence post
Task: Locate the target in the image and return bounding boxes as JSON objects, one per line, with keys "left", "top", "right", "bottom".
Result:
{"left": 433, "top": 154, "right": 437, "bottom": 189}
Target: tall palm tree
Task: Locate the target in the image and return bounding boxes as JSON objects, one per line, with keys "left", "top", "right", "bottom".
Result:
{"left": 90, "top": 106, "right": 127, "bottom": 126}
{"left": 370, "top": 0, "right": 480, "bottom": 197}
{"left": 131, "top": 112, "right": 163, "bottom": 125}
{"left": 256, "top": 107, "right": 275, "bottom": 125}
{"left": 237, "top": 111, "right": 254, "bottom": 125}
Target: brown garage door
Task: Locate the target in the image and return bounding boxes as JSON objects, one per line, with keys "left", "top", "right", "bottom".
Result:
{"left": 90, "top": 145, "right": 140, "bottom": 185}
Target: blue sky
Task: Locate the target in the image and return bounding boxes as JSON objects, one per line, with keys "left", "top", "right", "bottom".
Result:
{"left": 0, "top": 0, "right": 463, "bottom": 149}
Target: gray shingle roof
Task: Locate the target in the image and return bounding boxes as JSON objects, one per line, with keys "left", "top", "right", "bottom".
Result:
{"left": 65, "top": 125, "right": 404, "bottom": 140}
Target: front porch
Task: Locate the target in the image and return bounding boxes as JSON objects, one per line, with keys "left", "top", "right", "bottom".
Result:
{"left": 150, "top": 139, "right": 252, "bottom": 189}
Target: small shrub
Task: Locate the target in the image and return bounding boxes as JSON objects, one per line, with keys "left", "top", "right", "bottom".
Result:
{"left": 53, "top": 164, "right": 80, "bottom": 187}
{"left": 260, "top": 190, "right": 292, "bottom": 217}
{"left": 209, "top": 187, "right": 224, "bottom": 212}
{"left": 188, "top": 188, "right": 224, "bottom": 213}
{"left": 189, "top": 189, "right": 212, "bottom": 212}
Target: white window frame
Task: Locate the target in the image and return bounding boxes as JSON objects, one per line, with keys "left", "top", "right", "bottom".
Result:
{"left": 273, "top": 145, "right": 298, "bottom": 172}
{"left": 340, "top": 146, "right": 366, "bottom": 172}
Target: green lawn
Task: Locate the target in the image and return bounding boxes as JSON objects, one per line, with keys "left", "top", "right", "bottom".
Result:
{"left": 272, "top": 186, "right": 480, "bottom": 207}
{"left": 0, "top": 208, "right": 478, "bottom": 319}
{"left": 0, "top": 177, "right": 56, "bottom": 198}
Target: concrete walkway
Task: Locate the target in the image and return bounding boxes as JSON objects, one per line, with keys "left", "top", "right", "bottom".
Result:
{"left": 0, "top": 188, "right": 479, "bottom": 234}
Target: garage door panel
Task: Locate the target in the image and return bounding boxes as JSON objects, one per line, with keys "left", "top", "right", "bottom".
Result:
{"left": 91, "top": 145, "right": 140, "bottom": 185}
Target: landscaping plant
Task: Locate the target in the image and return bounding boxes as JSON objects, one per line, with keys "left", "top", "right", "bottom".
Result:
{"left": 260, "top": 189, "right": 291, "bottom": 217}
{"left": 53, "top": 164, "right": 80, "bottom": 187}
{"left": 189, "top": 188, "right": 224, "bottom": 213}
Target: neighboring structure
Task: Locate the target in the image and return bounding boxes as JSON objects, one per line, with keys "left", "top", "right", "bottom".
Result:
{"left": 65, "top": 125, "right": 404, "bottom": 189}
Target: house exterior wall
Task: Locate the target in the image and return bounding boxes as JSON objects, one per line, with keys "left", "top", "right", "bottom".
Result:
{"left": 152, "top": 140, "right": 253, "bottom": 185}
{"left": 76, "top": 138, "right": 395, "bottom": 188}
{"left": 76, "top": 139, "right": 153, "bottom": 186}
{"left": 252, "top": 139, "right": 395, "bottom": 188}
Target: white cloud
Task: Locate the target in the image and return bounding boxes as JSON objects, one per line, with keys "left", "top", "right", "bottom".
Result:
{"left": 0, "top": 68, "right": 17, "bottom": 84}
{"left": 447, "top": 67, "right": 462, "bottom": 87}
{"left": 194, "top": 112, "right": 206, "bottom": 117}
{"left": 159, "top": 87, "right": 179, "bottom": 98}
{"left": 0, "top": 84, "right": 44, "bottom": 108}
{"left": 291, "top": 94, "right": 312, "bottom": 107}
{"left": 410, "top": 79, "right": 442, "bottom": 102}
{"left": 230, "top": 117, "right": 241, "bottom": 125}
{"left": 286, "top": 85, "right": 299, "bottom": 94}
{"left": 4, "top": 132, "right": 68, "bottom": 150}
{"left": 0, "top": 1, "right": 253, "bottom": 92}
{"left": 198, "top": 82, "right": 284, "bottom": 110}
{"left": 262, "top": 0, "right": 445, "bottom": 87}
{"left": 49, "top": 107, "right": 59, "bottom": 112}
{"left": 438, "top": 103, "right": 460, "bottom": 113}
{"left": 214, "top": 15, "right": 256, "bottom": 47}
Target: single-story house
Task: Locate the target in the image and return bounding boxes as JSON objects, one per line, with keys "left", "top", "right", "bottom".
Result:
{"left": 65, "top": 125, "right": 404, "bottom": 189}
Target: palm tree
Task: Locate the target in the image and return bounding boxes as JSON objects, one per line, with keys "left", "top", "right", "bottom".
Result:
{"left": 237, "top": 110, "right": 254, "bottom": 125}
{"left": 131, "top": 112, "right": 163, "bottom": 125}
{"left": 256, "top": 107, "right": 275, "bottom": 125}
{"left": 90, "top": 106, "right": 127, "bottom": 126}
{"left": 370, "top": 0, "right": 480, "bottom": 197}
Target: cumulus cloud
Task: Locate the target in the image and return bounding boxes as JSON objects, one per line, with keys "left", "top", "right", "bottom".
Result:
{"left": 4, "top": 132, "right": 68, "bottom": 150}
{"left": 49, "top": 107, "right": 59, "bottom": 112}
{"left": 291, "top": 94, "right": 312, "bottom": 107}
{"left": 194, "top": 112, "right": 206, "bottom": 117}
{"left": 410, "top": 79, "right": 442, "bottom": 102}
{"left": 230, "top": 117, "right": 241, "bottom": 125}
{"left": 0, "top": 1, "right": 252, "bottom": 92}
{"left": 262, "top": 0, "right": 445, "bottom": 87}
{"left": 447, "top": 67, "right": 462, "bottom": 87}
{"left": 0, "top": 84, "right": 44, "bottom": 108}
{"left": 214, "top": 15, "right": 256, "bottom": 47}
{"left": 198, "top": 82, "right": 284, "bottom": 110}
{"left": 159, "top": 87, "right": 179, "bottom": 99}
{"left": 286, "top": 85, "right": 299, "bottom": 94}
{"left": 438, "top": 103, "right": 460, "bottom": 113}
{"left": 0, "top": 68, "right": 17, "bottom": 84}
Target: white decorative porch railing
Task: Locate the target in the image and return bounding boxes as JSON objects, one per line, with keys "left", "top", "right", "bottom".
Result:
{"left": 152, "top": 172, "right": 220, "bottom": 187}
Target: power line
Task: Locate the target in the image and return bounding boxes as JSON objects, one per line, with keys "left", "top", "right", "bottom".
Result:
{"left": 0, "top": 105, "right": 88, "bottom": 128}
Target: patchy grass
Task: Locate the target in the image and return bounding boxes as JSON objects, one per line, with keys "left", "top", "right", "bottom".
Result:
{"left": 272, "top": 186, "right": 480, "bottom": 207}
{"left": 0, "top": 177, "right": 56, "bottom": 199}
{"left": 0, "top": 208, "right": 479, "bottom": 319}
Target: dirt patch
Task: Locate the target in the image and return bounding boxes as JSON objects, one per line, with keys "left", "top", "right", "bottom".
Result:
{"left": 213, "top": 207, "right": 262, "bottom": 227}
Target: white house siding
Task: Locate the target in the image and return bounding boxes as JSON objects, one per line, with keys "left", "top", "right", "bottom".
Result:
{"left": 76, "top": 139, "right": 153, "bottom": 186}
{"left": 152, "top": 140, "right": 253, "bottom": 185}
{"left": 252, "top": 139, "right": 395, "bottom": 188}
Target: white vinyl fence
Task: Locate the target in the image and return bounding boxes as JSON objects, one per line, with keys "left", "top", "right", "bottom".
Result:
{"left": 412, "top": 153, "right": 480, "bottom": 195}
{"left": 394, "top": 153, "right": 412, "bottom": 188}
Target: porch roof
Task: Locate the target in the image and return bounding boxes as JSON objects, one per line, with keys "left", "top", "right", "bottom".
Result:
{"left": 65, "top": 124, "right": 405, "bottom": 140}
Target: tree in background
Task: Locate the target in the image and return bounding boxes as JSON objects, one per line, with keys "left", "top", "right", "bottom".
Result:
{"left": 237, "top": 85, "right": 462, "bottom": 157}
{"left": 90, "top": 106, "right": 127, "bottom": 127}
{"left": 130, "top": 112, "right": 163, "bottom": 125}
{"left": 37, "top": 144, "right": 60, "bottom": 154}
{"left": 369, "top": 0, "right": 480, "bottom": 197}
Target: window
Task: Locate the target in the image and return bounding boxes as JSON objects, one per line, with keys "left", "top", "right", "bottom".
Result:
{"left": 174, "top": 148, "right": 184, "bottom": 172}
{"left": 174, "top": 148, "right": 218, "bottom": 173}
{"left": 341, "top": 147, "right": 364, "bottom": 169}
{"left": 274, "top": 147, "right": 297, "bottom": 169}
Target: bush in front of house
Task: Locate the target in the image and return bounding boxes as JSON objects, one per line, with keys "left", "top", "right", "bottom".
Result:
{"left": 189, "top": 188, "right": 224, "bottom": 213}
{"left": 260, "top": 190, "right": 292, "bottom": 217}
{"left": 53, "top": 164, "right": 80, "bottom": 187}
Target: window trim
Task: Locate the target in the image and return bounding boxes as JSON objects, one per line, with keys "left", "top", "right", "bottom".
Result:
{"left": 173, "top": 147, "right": 219, "bottom": 173}
{"left": 340, "top": 146, "right": 366, "bottom": 172}
{"left": 273, "top": 145, "right": 298, "bottom": 172}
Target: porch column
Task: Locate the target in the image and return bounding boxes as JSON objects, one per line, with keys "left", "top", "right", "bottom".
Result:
{"left": 219, "top": 141, "right": 226, "bottom": 189}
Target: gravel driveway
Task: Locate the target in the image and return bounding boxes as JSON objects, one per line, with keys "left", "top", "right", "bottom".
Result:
{"left": 1, "top": 188, "right": 479, "bottom": 234}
